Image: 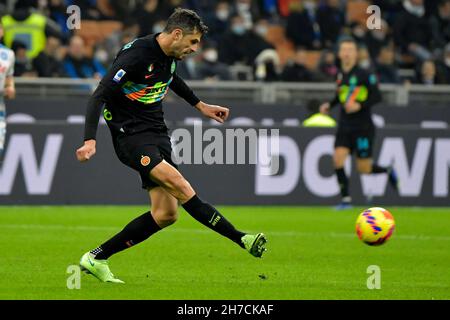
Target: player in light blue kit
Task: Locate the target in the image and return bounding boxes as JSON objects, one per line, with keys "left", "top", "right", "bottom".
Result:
{"left": 0, "top": 24, "right": 16, "bottom": 161}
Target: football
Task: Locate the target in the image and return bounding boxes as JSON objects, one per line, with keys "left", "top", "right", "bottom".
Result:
{"left": 356, "top": 207, "right": 395, "bottom": 246}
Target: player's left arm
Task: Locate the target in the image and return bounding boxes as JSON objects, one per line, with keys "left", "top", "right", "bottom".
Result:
{"left": 360, "top": 72, "right": 381, "bottom": 109}
{"left": 5, "top": 52, "right": 15, "bottom": 99}
{"left": 170, "top": 73, "right": 229, "bottom": 123}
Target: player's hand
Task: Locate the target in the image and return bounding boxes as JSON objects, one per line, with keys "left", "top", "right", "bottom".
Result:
{"left": 195, "top": 101, "right": 230, "bottom": 124}
{"left": 5, "top": 87, "right": 15, "bottom": 99}
{"left": 319, "top": 102, "right": 330, "bottom": 114}
{"left": 345, "top": 102, "right": 361, "bottom": 113}
{"left": 76, "top": 140, "right": 96, "bottom": 162}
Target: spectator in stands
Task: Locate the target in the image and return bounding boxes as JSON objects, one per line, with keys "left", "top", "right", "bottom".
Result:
{"left": 436, "top": 43, "right": 450, "bottom": 83}
{"left": 280, "top": 47, "right": 316, "bottom": 82}
{"left": 365, "top": 19, "right": 393, "bottom": 61}
{"left": 1, "top": 0, "right": 62, "bottom": 60}
{"left": 218, "top": 15, "right": 272, "bottom": 66}
{"left": 152, "top": 19, "right": 167, "bottom": 34}
{"left": 349, "top": 22, "right": 367, "bottom": 47}
{"left": 108, "top": 0, "right": 136, "bottom": 21}
{"left": 33, "top": 36, "right": 66, "bottom": 77}
{"left": 372, "top": 0, "right": 403, "bottom": 26}
{"left": 317, "top": 49, "right": 338, "bottom": 82}
{"left": 425, "top": 0, "right": 442, "bottom": 17}
{"left": 232, "top": 0, "right": 260, "bottom": 30}
{"left": 47, "top": 0, "right": 71, "bottom": 41}
{"left": 394, "top": 0, "right": 433, "bottom": 62}
{"left": 12, "top": 40, "right": 36, "bottom": 77}
{"left": 285, "top": 0, "right": 321, "bottom": 50}
{"left": 375, "top": 46, "right": 401, "bottom": 84}
{"left": 204, "top": 1, "right": 231, "bottom": 44}
{"left": 196, "top": 43, "right": 232, "bottom": 81}
{"left": 317, "top": 0, "right": 345, "bottom": 49}
{"left": 67, "top": 0, "right": 102, "bottom": 20}
{"left": 158, "top": 0, "right": 186, "bottom": 20}
{"left": 253, "top": 18, "right": 270, "bottom": 40}
{"left": 258, "top": 0, "right": 278, "bottom": 19}
{"left": 134, "top": 0, "right": 159, "bottom": 37}
{"left": 414, "top": 59, "right": 446, "bottom": 85}
{"left": 254, "top": 47, "right": 281, "bottom": 81}
{"left": 358, "top": 46, "right": 374, "bottom": 71}
{"left": 102, "top": 18, "right": 140, "bottom": 65}
{"left": 430, "top": 0, "right": 450, "bottom": 51}
{"left": 63, "top": 35, "right": 106, "bottom": 79}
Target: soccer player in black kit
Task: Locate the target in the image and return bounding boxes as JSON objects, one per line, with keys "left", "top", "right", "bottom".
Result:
{"left": 320, "top": 37, "right": 399, "bottom": 209}
{"left": 76, "top": 9, "right": 267, "bottom": 283}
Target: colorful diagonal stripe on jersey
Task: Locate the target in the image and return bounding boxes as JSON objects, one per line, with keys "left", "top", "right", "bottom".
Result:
{"left": 345, "top": 86, "right": 361, "bottom": 105}
{"left": 122, "top": 77, "right": 173, "bottom": 104}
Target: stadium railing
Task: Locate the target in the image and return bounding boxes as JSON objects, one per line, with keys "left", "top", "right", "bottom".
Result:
{"left": 13, "top": 77, "right": 450, "bottom": 106}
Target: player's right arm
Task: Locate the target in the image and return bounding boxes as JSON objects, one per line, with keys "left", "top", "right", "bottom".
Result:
{"left": 320, "top": 71, "right": 341, "bottom": 114}
{"left": 76, "top": 47, "right": 139, "bottom": 162}
{"left": 76, "top": 84, "right": 109, "bottom": 162}
{"left": 320, "top": 87, "right": 340, "bottom": 114}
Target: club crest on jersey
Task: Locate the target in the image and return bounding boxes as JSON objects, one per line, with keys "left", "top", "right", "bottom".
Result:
{"left": 170, "top": 61, "right": 176, "bottom": 74}
{"left": 141, "top": 155, "right": 151, "bottom": 167}
{"left": 113, "top": 69, "right": 126, "bottom": 83}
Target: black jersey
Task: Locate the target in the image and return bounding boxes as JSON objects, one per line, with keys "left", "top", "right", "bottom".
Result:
{"left": 329, "top": 66, "right": 381, "bottom": 129}
{"left": 83, "top": 34, "right": 200, "bottom": 140}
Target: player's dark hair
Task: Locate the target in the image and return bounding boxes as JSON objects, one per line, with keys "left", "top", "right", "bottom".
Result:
{"left": 164, "top": 8, "right": 209, "bottom": 35}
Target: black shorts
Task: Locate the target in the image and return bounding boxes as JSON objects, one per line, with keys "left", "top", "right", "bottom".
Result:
{"left": 334, "top": 126, "right": 375, "bottom": 159}
{"left": 112, "top": 130, "right": 178, "bottom": 190}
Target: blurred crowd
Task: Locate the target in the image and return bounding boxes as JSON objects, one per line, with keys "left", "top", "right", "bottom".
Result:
{"left": 1, "top": 0, "right": 450, "bottom": 85}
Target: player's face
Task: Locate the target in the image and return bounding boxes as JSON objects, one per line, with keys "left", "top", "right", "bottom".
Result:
{"left": 338, "top": 42, "right": 358, "bottom": 67}
{"left": 172, "top": 29, "right": 202, "bottom": 60}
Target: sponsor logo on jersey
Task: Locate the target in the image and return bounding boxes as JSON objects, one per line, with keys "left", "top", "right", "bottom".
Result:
{"left": 113, "top": 69, "right": 126, "bottom": 83}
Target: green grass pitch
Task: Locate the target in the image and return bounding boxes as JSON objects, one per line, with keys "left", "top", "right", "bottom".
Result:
{"left": 0, "top": 206, "right": 449, "bottom": 300}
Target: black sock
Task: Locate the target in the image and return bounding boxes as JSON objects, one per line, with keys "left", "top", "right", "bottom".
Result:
{"left": 335, "top": 168, "right": 350, "bottom": 200}
{"left": 91, "top": 211, "right": 161, "bottom": 260}
{"left": 371, "top": 164, "right": 388, "bottom": 174}
{"left": 182, "top": 195, "right": 246, "bottom": 248}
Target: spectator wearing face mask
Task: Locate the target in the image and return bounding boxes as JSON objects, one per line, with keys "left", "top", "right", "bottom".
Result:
{"left": 316, "top": 0, "right": 345, "bottom": 49}
{"left": 375, "top": 46, "right": 401, "bottom": 84}
{"left": 358, "top": 46, "right": 374, "bottom": 71}
{"left": 318, "top": 49, "right": 338, "bottom": 82}
{"left": 348, "top": 22, "right": 368, "bottom": 47}
{"left": 365, "top": 19, "right": 393, "bottom": 61}
{"left": 430, "top": 0, "right": 450, "bottom": 51}
{"left": 197, "top": 43, "right": 232, "bottom": 81}
{"left": 152, "top": 19, "right": 167, "bottom": 35}
{"left": 436, "top": 43, "right": 450, "bottom": 83}
{"left": 63, "top": 35, "right": 106, "bottom": 79}
{"left": 33, "top": 36, "right": 66, "bottom": 77}
{"left": 12, "top": 40, "right": 37, "bottom": 77}
{"left": 133, "top": 0, "right": 159, "bottom": 37}
{"left": 394, "top": 0, "right": 433, "bottom": 61}
{"left": 218, "top": 15, "right": 272, "bottom": 66}
{"left": 280, "top": 47, "right": 316, "bottom": 82}
{"left": 204, "top": 1, "right": 231, "bottom": 44}
{"left": 285, "top": 0, "right": 321, "bottom": 50}
{"left": 233, "top": 0, "right": 259, "bottom": 30}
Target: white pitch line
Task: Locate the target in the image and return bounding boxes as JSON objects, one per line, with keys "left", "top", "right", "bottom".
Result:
{"left": 1, "top": 223, "right": 450, "bottom": 241}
